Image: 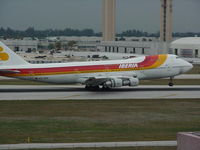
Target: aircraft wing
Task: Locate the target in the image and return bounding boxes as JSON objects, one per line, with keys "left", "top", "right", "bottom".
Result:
{"left": 85, "top": 77, "right": 109, "bottom": 86}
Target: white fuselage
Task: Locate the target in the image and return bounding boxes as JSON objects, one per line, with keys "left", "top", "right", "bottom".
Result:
{"left": 0, "top": 54, "right": 193, "bottom": 84}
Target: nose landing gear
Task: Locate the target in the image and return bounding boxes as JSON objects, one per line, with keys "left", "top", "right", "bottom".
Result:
{"left": 168, "top": 77, "right": 174, "bottom": 87}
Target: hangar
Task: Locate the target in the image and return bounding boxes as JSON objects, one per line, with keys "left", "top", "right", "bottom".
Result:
{"left": 170, "top": 37, "right": 200, "bottom": 58}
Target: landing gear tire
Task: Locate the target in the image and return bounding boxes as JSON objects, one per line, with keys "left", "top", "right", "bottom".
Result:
{"left": 101, "top": 86, "right": 111, "bottom": 91}
{"left": 85, "top": 85, "right": 99, "bottom": 91}
{"left": 168, "top": 82, "right": 174, "bottom": 87}
{"left": 168, "top": 77, "right": 174, "bottom": 87}
{"left": 93, "top": 85, "right": 100, "bottom": 90}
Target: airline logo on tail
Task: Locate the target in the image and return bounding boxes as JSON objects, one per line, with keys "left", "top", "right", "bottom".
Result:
{"left": 0, "top": 46, "right": 9, "bottom": 61}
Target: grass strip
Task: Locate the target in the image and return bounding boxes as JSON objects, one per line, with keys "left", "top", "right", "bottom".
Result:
{"left": 0, "top": 99, "right": 199, "bottom": 144}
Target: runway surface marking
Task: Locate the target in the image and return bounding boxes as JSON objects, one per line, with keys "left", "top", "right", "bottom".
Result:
{"left": 0, "top": 141, "right": 177, "bottom": 149}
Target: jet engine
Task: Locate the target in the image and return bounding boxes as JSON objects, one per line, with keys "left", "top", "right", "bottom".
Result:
{"left": 122, "top": 77, "right": 139, "bottom": 86}
{"left": 104, "top": 77, "right": 139, "bottom": 88}
{"left": 105, "top": 78, "right": 123, "bottom": 87}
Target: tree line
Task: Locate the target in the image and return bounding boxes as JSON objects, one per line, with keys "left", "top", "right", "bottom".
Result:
{"left": 0, "top": 27, "right": 199, "bottom": 38}
{"left": 0, "top": 27, "right": 101, "bottom": 38}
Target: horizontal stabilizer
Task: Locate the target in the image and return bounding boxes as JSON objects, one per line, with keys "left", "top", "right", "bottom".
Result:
{"left": 0, "top": 69, "right": 20, "bottom": 74}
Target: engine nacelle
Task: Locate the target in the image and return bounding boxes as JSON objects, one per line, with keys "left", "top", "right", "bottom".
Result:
{"left": 124, "top": 77, "right": 139, "bottom": 86}
{"left": 104, "top": 77, "right": 139, "bottom": 88}
{"left": 105, "top": 78, "right": 123, "bottom": 87}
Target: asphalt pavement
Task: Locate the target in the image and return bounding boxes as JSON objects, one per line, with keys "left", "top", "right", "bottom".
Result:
{"left": 0, "top": 141, "right": 177, "bottom": 150}
{"left": 0, "top": 85, "right": 199, "bottom": 100}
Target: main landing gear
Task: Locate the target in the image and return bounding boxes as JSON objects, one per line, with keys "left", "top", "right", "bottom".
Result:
{"left": 85, "top": 85, "right": 111, "bottom": 91}
{"left": 168, "top": 77, "right": 174, "bottom": 87}
{"left": 85, "top": 85, "right": 100, "bottom": 91}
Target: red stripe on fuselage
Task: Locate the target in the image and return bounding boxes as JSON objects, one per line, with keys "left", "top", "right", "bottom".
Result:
{"left": 138, "top": 55, "right": 158, "bottom": 68}
{"left": 0, "top": 55, "right": 159, "bottom": 76}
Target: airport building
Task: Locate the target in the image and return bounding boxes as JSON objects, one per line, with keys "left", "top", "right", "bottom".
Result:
{"left": 101, "top": 0, "right": 174, "bottom": 54}
{"left": 1, "top": 38, "right": 38, "bottom": 52}
{"left": 170, "top": 37, "right": 200, "bottom": 58}
{"left": 46, "top": 36, "right": 102, "bottom": 51}
{"left": 99, "top": 37, "right": 200, "bottom": 58}
{"left": 98, "top": 41, "right": 162, "bottom": 55}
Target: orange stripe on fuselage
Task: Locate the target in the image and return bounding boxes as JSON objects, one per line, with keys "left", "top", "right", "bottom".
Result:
{"left": 138, "top": 54, "right": 167, "bottom": 70}
{"left": 1, "top": 55, "right": 168, "bottom": 77}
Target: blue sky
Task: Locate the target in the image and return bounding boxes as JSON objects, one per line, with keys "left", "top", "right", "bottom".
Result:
{"left": 0, "top": 0, "right": 199, "bottom": 33}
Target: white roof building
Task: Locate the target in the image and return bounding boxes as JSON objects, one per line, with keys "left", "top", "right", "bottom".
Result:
{"left": 171, "top": 37, "right": 200, "bottom": 58}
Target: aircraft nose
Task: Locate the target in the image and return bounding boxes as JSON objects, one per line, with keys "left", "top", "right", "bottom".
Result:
{"left": 186, "top": 60, "right": 193, "bottom": 69}
{"left": 188, "top": 62, "right": 193, "bottom": 70}
{"left": 183, "top": 61, "right": 193, "bottom": 73}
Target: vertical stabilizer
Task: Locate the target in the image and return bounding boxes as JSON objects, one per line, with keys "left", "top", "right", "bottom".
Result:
{"left": 0, "top": 41, "right": 28, "bottom": 66}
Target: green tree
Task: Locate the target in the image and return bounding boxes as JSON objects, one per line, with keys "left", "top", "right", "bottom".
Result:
{"left": 25, "top": 27, "right": 35, "bottom": 37}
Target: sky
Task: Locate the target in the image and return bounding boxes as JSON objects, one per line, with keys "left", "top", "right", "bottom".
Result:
{"left": 0, "top": 0, "right": 199, "bottom": 33}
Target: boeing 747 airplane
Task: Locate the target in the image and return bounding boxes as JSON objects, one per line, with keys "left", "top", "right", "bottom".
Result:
{"left": 0, "top": 41, "right": 193, "bottom": 90}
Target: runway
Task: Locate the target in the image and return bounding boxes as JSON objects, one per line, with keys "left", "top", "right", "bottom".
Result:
{"left": 0, "top": 85, "right": 200, "bottom": 100}
{"left": 0, "top": 141, "right": 177, "bottom": 149}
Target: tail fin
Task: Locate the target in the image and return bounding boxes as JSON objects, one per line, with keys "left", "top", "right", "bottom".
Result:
{"left": 0, "top": 41, "right": 28, "bottom": 66}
